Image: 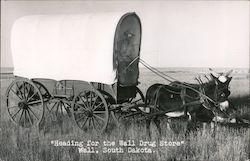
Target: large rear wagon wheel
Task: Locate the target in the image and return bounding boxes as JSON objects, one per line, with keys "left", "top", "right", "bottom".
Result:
{"left": 6, "top": 78, "right": 44, "bottom": 128}
{"left": 32, "top": 80, "right": 51, "bottom": 101}
{"left": 72, "top": 90, "right": 109, "bottom": 133}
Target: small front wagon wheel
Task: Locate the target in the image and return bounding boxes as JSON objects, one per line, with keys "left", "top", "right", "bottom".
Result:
{"left": 5, "top": 78, "right": 44, "bottom": 128}
{"left": 113, "top": 87, "right": 146, "bottom": 122}
{"left": 72, "top": 90, "right": 109, "bottom": 133}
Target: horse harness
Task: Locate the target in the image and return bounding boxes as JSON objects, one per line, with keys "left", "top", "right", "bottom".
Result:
{"left": 150, "top": 83, "right": 231, "bottom": 119}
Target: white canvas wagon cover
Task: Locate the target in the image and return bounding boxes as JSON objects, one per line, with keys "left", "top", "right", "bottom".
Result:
{"left": 11, "top": 12, "right": 141, "bottom": 85}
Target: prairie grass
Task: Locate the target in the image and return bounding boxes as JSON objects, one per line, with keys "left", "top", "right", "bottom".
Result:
{"left": 0, "top": 68, "right": 249, "bottom": 161}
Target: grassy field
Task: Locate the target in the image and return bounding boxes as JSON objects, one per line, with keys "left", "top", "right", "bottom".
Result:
{"left": 0, "top": 68, "right": 249, "bottom": 161}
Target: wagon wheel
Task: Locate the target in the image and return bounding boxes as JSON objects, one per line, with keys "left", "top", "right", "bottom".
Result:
{"left": 32, "top": 81, "right": 51, "bottom": 101}
{"left": 71, "top": 90, "right": 109, "bottom": 132}
{"left": 98, "top": 90, "right": 116, "bottom": 117}
{"left": 128, "top": 87, "right": 145, "bottom": 111}
{"left": 5, "top": 78, "right": 44, "bottom": 128}
{"left": 32, "top": 81, "right": 71, "bottom": 118}
{"left": 98, "top": 90, "right": 122, "bottom": 127}
{"left": 114, "top": 87, "right": 146, "bottom": 122}
{"left": 15, "top": 80, "right": 51, "bottom": 101}
{"left": 46, "top": 99, "right": 72, "bottom": 118}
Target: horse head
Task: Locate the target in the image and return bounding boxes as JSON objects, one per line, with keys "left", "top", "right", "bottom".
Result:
{"left": 209, "top": 70, "right": 232, "bottom": 102}
{"left": 203, "top": 69, "right": 236, "bottom": 122}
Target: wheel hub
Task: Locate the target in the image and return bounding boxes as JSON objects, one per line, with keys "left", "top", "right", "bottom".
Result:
{"left": 86, "top": 110, "right": 93, "bottom": 117}
{"left": 18, "top": 101, "right": 28, "bottom": 109}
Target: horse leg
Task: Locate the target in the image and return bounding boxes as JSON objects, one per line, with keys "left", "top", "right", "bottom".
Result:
{"left": 188, "top": 112, "right": 197, "bottom": 131}
{"left": 202, "top": 122, "right": 208, "bottom": 135}
{"left": 146, "top": 118, "right": 151, "bottom": 137}
{"left": 210, "top": 122, "right": 215, "bottom": 131}
{"left": 154, "top": 116, "right": 161, "bottom": 135}
{"left": 146, "top": 116, "right": 161, "bottom": 138}
{"left": 180, "top": 88, "right": 187, "bottom": 116}
{"left": 146, "top": 119, "right": 151, "bottom": 130}
{"left": 211, "top": 114, "right": 218, "bottom": 138}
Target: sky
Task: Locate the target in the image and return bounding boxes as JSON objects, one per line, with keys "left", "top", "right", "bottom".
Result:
{"left": 1, "top": 0, "right": 249, "bottom": 68}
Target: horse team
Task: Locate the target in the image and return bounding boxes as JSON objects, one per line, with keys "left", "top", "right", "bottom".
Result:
{"left": 144, "top": 69, "right": 244, "bottom": 133}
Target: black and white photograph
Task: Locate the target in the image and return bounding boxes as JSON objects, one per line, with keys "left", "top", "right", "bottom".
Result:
{"left": 0, "top": 0, "right": 249, "bottom": 161}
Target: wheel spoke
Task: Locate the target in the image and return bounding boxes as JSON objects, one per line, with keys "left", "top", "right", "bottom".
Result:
{"left": 24, "top": 110, "right": 27, "bottom": 127}
{"left": 26, "top": 84, "right": 32, "bottom": 100}
{"left": 92, "top": 116, "right": 101, "bottom": 128}
{"left": 11, "top": 109, "right": 21, "bottom": 119}
{"left": 65, "top": 102, "right": 71, "bottom": 107}
{"left": 92, "top": 102, "right": 104, "bottom": 111}
{"left": 61, "top": 102, "right": 67, "bottom": 109}
{"left": 75, "top": 103, "right": 87, "bottom": 111}
{"left": 92, "top": 117, "right": 98, "bottom": 130}
{"left": 38, "top": 85, "right": 42, "bottom": 91}
{"left": 8, "top": 106, "right": 19, "bottom": 109}
{"left": 74, "top": 110, "right": 86, "bottom": 114}
{"left": 19, "top": 110, "right": 24, "bottom": 124}
{"left": 91, "top": 96, "right": 98, "bottom": 109}
{"left": 23, "top": 82, "right": 26, "bottom": 99}
{"left": 89, "top": 93, "right": 93, "bottom": 109}
{"left": 28, "top": 107, "right": 39, "bottom": 120}
{"left": 78, "top": 96, "right": 88, "bottom": 110}
{"left": 28, "top": 105, "right": 42, "bottom": 112}
{"left": 88, "top": 117, "right": 91, "bottom": 129}
{"left": 60, "top": 103, "right": 64, "bottom": 116}
{"left": 59, "top": 102, "right": 63, "bottom": 116}
{"left": 24, "top": 83, "right": 31, "bottom": 100}
{"left": 15, "top": 83, "right": 24, "bottom": 99}
{"left": 55, "top": 102, "right": 60, "bottom": 115}
{"left": 27, "top": 91, "right": 38, "bottom": 102}
{"left": 7, "top": 94, "right": 20, "bottom": 103}
{"left": 61, "top": 102, "right": 70, "bottom": 115}
{"left": 48, "top": 102, "right": 58, "bottom": 112}
{"left": 76, "top": 114, "right": 87, "bottom": 122}
{"left": 91, "top": 117, "right": 95, "bottom": 129}
{"left": 10, "top": 88, "right": 22, "bottom": 100}
{"left": 93, "top": 114, "right": 105, "bottom": 122}
{"left": 80, "top": 117, "right": 88, "bottom": 129}
{"left": 84, "top": 92, "right": 90, "bottom": 108}
{"left": 93, "top": 111, "right": 106, "bottom": 114}
{"left": 26, "top": 109, "right": 33, "bottom": 125}
{"left": 28, "top": 100, "right": 42, "bottom": 105}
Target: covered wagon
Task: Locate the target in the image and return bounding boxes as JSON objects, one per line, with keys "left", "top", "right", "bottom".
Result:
{"left": 6, "top": 12, "right": 144, "bottom": 132}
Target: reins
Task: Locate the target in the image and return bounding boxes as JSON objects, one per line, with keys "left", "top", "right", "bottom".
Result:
{"left": 139, "top": 58, "right": 218, "bottom": 106}
{"left": 140, "top": 59, "right": 233, "bottom": 119}
{"left": 124, "top": 57, "right": 230, "bottom": 116}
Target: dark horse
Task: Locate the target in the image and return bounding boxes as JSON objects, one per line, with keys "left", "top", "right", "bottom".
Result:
{"left": 145, "top": 70, "right": 236, "bottom": 133}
